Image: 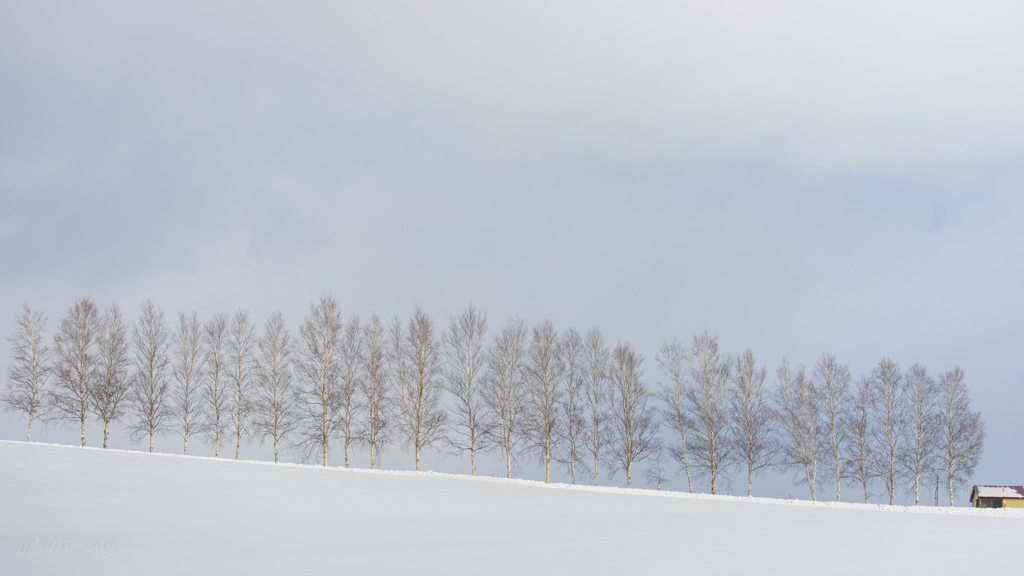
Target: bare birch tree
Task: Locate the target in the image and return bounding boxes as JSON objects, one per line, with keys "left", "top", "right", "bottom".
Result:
{"left": 295, "top": 296, "right": 343, "bottom": 466}
{"left": 359, "top": 313, "right": 391, "bottom": 469}
{"left": 608, "top": 342, "right": 659, "bottom": 488}
{"left": 201, "top": 313, "right": 230, "bottom": 457}
{"left": 172, "top": 311, "right": 204, "bottom": 455}
{"left": 48, "top": 298, "right": 100, "bottom": 446}
{"left": 253, "top": 311, "right": 298, "bottom": 463}
{"left": 442, "top": 304, "right": 489, "bottom": 475}
{"left": 393, "top": 306, "right": 447, "bottom": 471}
{"left": 388, "top": 315, "right": 413, "bottom": 461}
{"left": 555, "top": 327, "right": 587, "bottom": 484}
{"left": 129, "top": 300, "right": 172, "bottom": 452}
{"left": 656, "top": 339, "right": 693, "bottom": 492}
{"left": 936, "top": 366, "right": 984, "bottom": 506}
{"left": 774, "top": 358, "right": 820, "bottom": 500}
{"left": 3, "top": 304, "right": 50, "bottom": 441}
{"left": 731, "top": 349, "right": 776, "bottom": 496}
{"left": 643, "top": 448, "right": 670, "bottom": 491}
{"left": 91, "top": 305, "right": 131, "bottom": 448}
{"left": 684, "top": 331, "right": 734, "bottom": 494}
{"left": 900, "top": 363, "right": 939, "bottom": 505}
{"left": 338, "top": 315, "right": 363, "bottom": 468}
{"left": 481, "top": 317, "right": 528, "bottom": 478}
{"left": 524, "top": 320, "right": 564, "bottom": 483}
{"left": 865, "top": 358, "right": 906, "bottom": 505}
{"left": 227, "top": 309, "right": 256, "bottom": 459}
{"left": 583, "top": 327, "right": 611, "bottom": 486}
{"left": 812, "top": 352, "right": 851, "bottom": 501}
{"left": 845, "top": 376, "right": 875, "bottom": 503}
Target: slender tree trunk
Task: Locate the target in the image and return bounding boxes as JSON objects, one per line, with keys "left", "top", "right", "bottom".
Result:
{"left": 415, "top": 402, "right": 422, "bottom": 471}
{"left": 884, "top": 450, "right": 892, "bottom": 500}
{"left": 682, "top": 437, "right": 693, "bottom": 492}
{"left": 343, "top": 373, "right": 351, "bottom": 467}
{"left": 506, "top": 447, "right": 512, "bottom": 478}
{"left": 545, "top": 442, "right": 550, "bottom": 483}
{"left": 183, "top": 398, "right": 190, "bottom": 454}
{"left": 805, "top": 461, "right": 816, "bottom": 501}
{"left": 626, "top": 462, "right": 632, "bottom": 488}
{"left": 27, "top": 415, "right": 32, "bottom": 442}
{"left": 948, "top": 476, "right": 955, "bottom": 506}
{"left": 370, "top": 444, "right": 376, "bottom": 469}
{"left": 103, "top": 422, "right": 110, "bottom": 449}
{"left": 836, "top": 461, "right": 842, "bottom": 502}
{"left": 235, "top": 404, "right": 242, "bottom": 459}
{"left": 748, "top": 466, "right": 753, "bottom": 496}
{"left": 80, "top": 415, "right": 86, "bottom": 447}
{"left": 322, "top": 409, "right": 328, "bottom": 466}
{"left": 274, "top": 435, "right": 279, "bottom": 463}
{"left": 469, "top": 402, "right": 477, "bottom": 475}
{"left": 593, "top": 420, "right": 600, "bottom": 486}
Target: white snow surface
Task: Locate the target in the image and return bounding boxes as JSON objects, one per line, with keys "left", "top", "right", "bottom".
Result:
{"left": 2, "top": 441, "right": 1021, "bottom": 575}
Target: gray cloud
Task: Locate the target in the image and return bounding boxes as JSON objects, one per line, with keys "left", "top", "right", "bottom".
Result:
{"left": 1, "top": 1, "right": 1021, "bottom": 494}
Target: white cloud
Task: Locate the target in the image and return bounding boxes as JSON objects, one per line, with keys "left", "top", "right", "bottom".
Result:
{"left": 302, "top": 1, "right": 1024, "bottom": 173}
{"left": 1, "top": 0, "right": 1022, "bottom": 486}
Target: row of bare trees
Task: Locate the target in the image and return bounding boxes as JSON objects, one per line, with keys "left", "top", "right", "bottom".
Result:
{"left": 1, "top": 299, "right": 660, "bottom": 485}
{"left": 657, "top": 332, "right": 985, "bottom": 506}
{"left": 2, "top": 300, "right": 984, "bottom": 503}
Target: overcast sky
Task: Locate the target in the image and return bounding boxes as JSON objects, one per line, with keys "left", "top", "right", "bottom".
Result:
{"left": 2, "top": 2, "right": 1022, "bottom": 499}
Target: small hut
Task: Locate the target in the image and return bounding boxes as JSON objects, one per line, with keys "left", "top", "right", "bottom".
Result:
{"left": 969, "top": 486, "right": 1024, "bottom": 508}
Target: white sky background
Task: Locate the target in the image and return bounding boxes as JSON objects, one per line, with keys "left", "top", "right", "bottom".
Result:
{"left": 1, "top": 2, "right": 1022, "bottom": 500}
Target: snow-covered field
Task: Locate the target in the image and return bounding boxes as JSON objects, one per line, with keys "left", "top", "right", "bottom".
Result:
{"left": 2, "top": 441, "right": 1021, "bottom": 575}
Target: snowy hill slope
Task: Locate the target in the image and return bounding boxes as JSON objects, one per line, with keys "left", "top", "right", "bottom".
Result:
{"left": 1, "top": 441, "right": 1021, "bottom": 576}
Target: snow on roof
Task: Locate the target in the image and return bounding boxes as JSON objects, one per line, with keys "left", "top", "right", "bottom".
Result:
{"left": 971, "top": 486, "right": 1024, "bottom": 500}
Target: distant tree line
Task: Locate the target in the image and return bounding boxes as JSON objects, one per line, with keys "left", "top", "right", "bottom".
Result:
{"left": 2, "top": 298, "right": 985, "bottom": 505}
